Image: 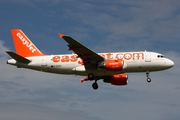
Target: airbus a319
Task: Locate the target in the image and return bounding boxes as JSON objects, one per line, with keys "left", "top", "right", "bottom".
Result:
{"left": 6, "top": 29, "right": 174, "bottom": 90}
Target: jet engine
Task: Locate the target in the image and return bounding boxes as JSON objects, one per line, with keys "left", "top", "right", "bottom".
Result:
{"left": 103, "top": 74, "right": 128, "bottom": 86}
{"left": 98, "top": 59, "right": 127, "bottom": 71}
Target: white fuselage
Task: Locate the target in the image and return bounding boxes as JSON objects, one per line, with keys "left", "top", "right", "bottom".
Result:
{"left": 7, "top": 51, "right": 174, "bottom": 76}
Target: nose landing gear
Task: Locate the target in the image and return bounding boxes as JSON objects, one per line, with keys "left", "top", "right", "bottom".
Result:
{"left": 147, "top": 77, "right": 151, "bottom": 82}
{"left": 146, "top": 71, "right": 151, "bottom": 83}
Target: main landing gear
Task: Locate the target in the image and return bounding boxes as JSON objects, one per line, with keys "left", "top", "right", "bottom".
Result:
{"left": 88, "top": 73, "right": 99, "bottom": 90}
{"left": 146, "top": 71, "right": 151, "bottom": 83}
{"left": 81, "top": 73, "right": 99, "bottom": 90}
{"left": 92, "top": 81, "right": 98, "bottom": 90}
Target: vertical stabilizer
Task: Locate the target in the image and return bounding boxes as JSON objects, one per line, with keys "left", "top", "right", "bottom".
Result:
{"left": 11, "top": 29, "right": 45, "bottom": 57}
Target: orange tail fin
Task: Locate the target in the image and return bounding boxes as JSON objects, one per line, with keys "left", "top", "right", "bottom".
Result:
{"left": 11, "top": 29, "right": 45, "bottom": 57}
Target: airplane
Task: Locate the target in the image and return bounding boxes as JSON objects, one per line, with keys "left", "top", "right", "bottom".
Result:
{"left": 6, "top": 29, "right": 174, "bottom": 90}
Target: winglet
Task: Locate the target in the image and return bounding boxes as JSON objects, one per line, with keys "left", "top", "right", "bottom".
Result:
{"left": 58, "top": 33, "right": 64, "bottom": 38}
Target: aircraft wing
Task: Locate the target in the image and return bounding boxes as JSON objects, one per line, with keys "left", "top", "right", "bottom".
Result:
{"left": 59, "top": 34, "right": 104, "bottom": 68}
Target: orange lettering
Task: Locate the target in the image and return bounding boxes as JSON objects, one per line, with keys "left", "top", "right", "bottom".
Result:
{"left": 78, "top": 58, "right": 83, "bottom": 65}
{"left": 52, "top": 56, "right": 60, "bottom": 63}
{"left": 52, "top": 52, "right": 144, "bottom": 63}
{"left": 124, "top": 53, "right": 132, "bottom": 60}
{"left": 71, "top": 55, "right": 78, "bottom": 62}
{"left": 133, "top": 52, "right": 144, "bottom": 60}
{"left": 61, "top": 56, "right": 69, "bottom": 62}
{"left": 100, "top": 54, "right": 105, "bottom": 58}
{"left": 115, "top": 53, "right": 123, "bottom": 59}
{"left": 106, "top": 53, "right": 113, "bottom": 59}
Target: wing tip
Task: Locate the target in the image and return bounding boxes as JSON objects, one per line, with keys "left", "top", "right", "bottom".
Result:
{"left": 58, "top": 33, "right": 64, "bottom": 38}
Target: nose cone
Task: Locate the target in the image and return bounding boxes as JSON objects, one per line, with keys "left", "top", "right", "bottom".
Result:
{"left": 166, "top": 59, "right": 174, "bottom": 68}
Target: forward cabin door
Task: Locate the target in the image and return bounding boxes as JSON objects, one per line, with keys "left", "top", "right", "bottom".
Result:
{"left": 145, "top": 51, "right": 151, "bottom": 62}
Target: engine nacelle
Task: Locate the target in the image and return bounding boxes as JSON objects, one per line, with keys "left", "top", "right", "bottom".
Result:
{"left": 98, "top": 59, "right": 127, "bottom": 71}
{"left": 103, "top": 74, "right": 128, "bottom": 86}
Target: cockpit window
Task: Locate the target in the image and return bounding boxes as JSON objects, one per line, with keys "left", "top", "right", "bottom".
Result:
{"left": 157, "top": 55, "right": 166, "bottom": 58}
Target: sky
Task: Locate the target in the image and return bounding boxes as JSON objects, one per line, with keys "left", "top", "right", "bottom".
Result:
{"left": 0, "top": 0, "right": 180, "bottom": 120}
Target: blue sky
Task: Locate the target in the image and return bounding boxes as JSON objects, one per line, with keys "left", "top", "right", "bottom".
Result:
{"left": 0, "top": 0, "right": 180, "bottom": 120}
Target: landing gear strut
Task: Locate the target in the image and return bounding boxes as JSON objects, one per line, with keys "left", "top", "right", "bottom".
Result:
{"left": 89, "top": 73, "right": 99, "bottom": 90}
{"left": 146, "top": 71, "right": 151, "bottom": 83}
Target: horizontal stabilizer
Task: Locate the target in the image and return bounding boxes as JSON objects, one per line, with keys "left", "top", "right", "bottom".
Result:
{"left": 6, "top": 51, "right": 31, "bottom": 63}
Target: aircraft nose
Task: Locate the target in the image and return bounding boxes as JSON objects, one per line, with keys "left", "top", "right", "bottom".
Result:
{"left": 166, "top": 59, "right": 174, "bottom": 68}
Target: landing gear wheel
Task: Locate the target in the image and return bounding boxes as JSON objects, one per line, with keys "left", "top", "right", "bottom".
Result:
{"left": 88, "top": 73, "right": 94, "bottom": 80}
{"left": 147, "top": 78, "right": 151, "bottom": 83}
{"left": 146, "top": 71, "right": 151, "bottom": 83}
{"left": 92, "top": 82, "right": 98, "bottom": 90}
